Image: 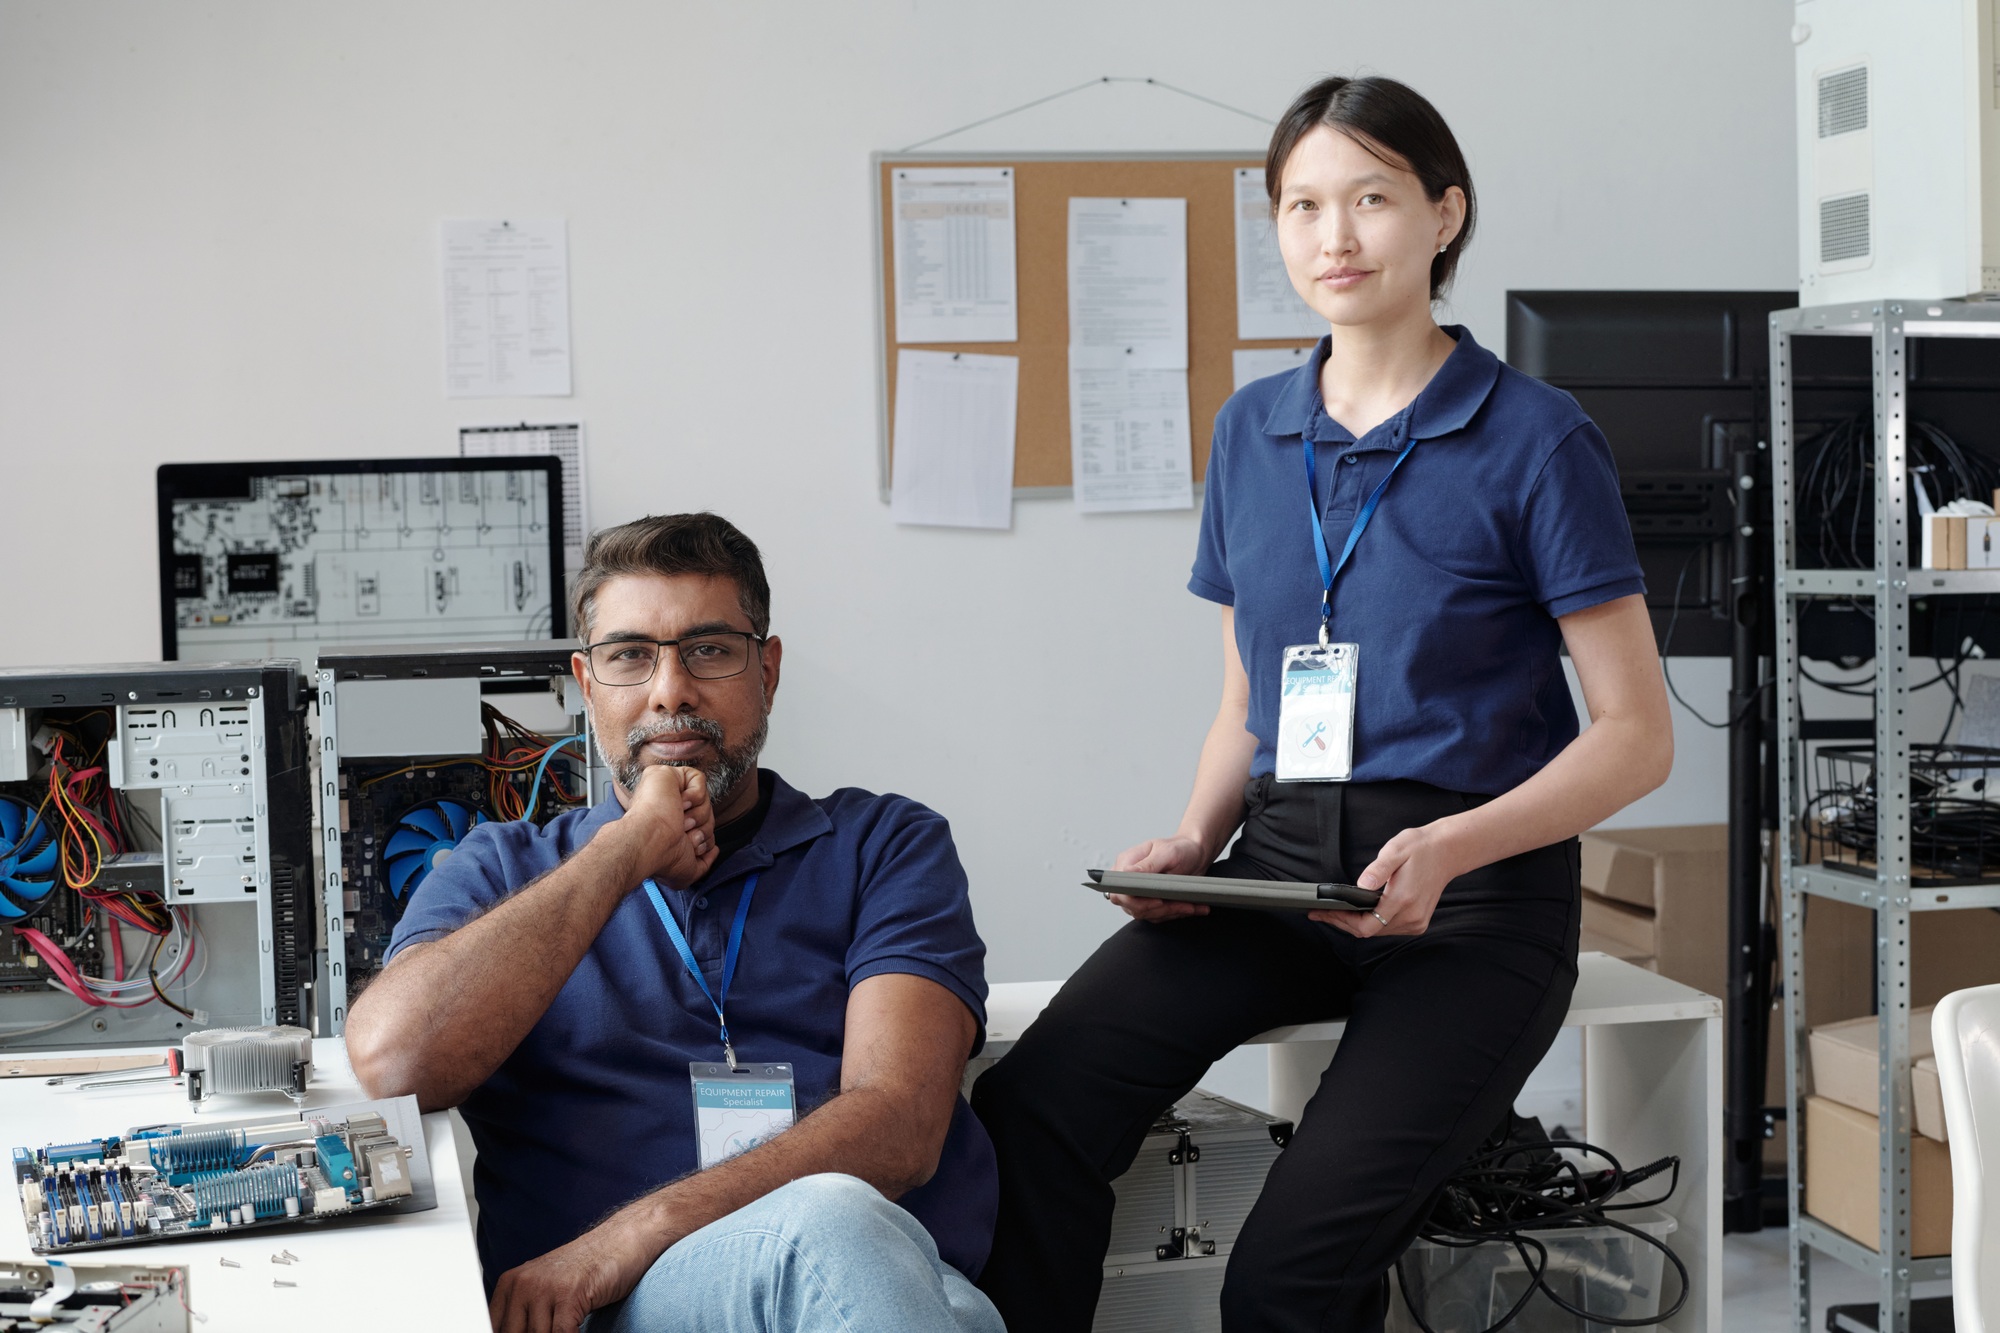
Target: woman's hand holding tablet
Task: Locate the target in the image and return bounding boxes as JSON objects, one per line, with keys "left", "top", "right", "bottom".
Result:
{"left": 1102, "top": 835, "right": 1212, "bottom": 921}
{"left": 1320, "top": 822, "right": 1456, "bottom": 934}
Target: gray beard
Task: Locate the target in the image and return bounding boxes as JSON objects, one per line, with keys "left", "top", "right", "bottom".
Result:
{"left": 606, "top": 709, "right": 768, "bottom": 812}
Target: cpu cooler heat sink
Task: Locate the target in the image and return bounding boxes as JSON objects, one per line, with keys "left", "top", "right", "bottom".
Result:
{"left": 382, "top": 800, "right": 486, "bottom": 900}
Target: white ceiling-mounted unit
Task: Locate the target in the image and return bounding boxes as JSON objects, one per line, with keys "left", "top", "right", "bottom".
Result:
{"left": 1795, "top": 0, "right": 2000, "bottom": 302}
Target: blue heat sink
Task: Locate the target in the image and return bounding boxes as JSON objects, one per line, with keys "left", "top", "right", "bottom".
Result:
{"left": 146, "top": 1128, "right": 244, "bottom": 1182}
{"left": 383, "top": 799, "right": 485, "bottom": 899}
{"left": 191, "top": 1162, "right": 302, "bottom": 1224}
{"left": 0, "top": 796, "right": 58, "bottom": 918}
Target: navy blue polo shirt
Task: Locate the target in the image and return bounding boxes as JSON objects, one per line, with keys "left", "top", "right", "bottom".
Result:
{"left": 383, "top": 771, "right": 996, "bottom": 1286}
{"left": 1191, "top": 326, "right": 1644, "bottom": 794}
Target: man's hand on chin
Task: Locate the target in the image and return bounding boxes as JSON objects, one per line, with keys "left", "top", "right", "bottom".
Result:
{"left": 489, "top": 1213, "right": 658, "bottom": 1333}
{"left": 620, "top": 762, "right": 718, "bottom": 891}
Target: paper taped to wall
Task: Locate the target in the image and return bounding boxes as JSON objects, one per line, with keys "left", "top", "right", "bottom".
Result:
{"left": 441, "top": 219, "right": 573, "bottom": 397}
{"left": 460, "top": 422, "right": 589, "bottom": 573}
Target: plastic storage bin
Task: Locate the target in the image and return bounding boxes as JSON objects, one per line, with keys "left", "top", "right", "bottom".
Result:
{"left": 1387, "top": 1208, "right": 1680, "bottom": 1333}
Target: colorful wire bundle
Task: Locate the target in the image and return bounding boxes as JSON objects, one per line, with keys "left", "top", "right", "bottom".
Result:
{"left": 14, "top": 909, "right": 201, "bottom": 1014}
{"left": 3, "top": 711, "right": 194, "bottom": 1022}
{"left": 358, "top": 703, "right": 586, "bottom": 822}
{"left": 37, "top": 715, "right": 169, "bottom": 933}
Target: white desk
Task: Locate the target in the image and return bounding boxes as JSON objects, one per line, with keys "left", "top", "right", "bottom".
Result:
{"left": 983, "top": 951, "right": 1724, "bottom": 1333}
{"left": 3, "top": 958, "right": 1712, "bottom": 1330}
{"left": 0, "top": 1038, "right": 489, "bottom": 1331}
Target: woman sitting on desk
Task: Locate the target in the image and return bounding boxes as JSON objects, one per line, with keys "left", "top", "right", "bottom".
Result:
{"left": 972, "top": 75, "right": 1674, "bottom": 1333}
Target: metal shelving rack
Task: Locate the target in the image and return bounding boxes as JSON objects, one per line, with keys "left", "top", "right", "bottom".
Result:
{"left": 1771, "top": 298, "right": 2000, "bottom": 1333}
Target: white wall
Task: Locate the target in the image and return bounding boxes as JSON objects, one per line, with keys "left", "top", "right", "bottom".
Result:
{"left": 0, "top": 1, "right": 1801, "bottom": 1004}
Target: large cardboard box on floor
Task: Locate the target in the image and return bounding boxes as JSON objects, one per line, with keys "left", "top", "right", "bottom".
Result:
{"left": 1805, "top": 1095, "right": 1953, "bottom": 1255}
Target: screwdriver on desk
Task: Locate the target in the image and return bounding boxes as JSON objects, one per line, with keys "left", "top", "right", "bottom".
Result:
{"left": 49, "top": 1050, "right": 183, "bottom": 1089}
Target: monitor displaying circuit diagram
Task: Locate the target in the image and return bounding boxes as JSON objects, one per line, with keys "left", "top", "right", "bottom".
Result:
{"left": 157, "top": 458, "right": 566, "bottom": 664}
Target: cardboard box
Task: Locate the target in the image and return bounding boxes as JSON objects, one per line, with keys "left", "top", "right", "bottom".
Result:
{"left": 1577, "top": 925, "right": 1650, "bottom": 967}
{"left": 1579, "top": 893, "right": 1655, "bottom": 958}
{"left": 1927, "top": 513, "right": 1968, "bottom": 570}
{"left": 1914, "top": 1055, "right": 1947, "bottom": 1142}
{"left": 1578, "top": 826, "right": 1727, "bottom": 1000}
{"left": 1914, "top": 909, "right": 2000, "bottom": 1006}
{"left": 1807, "top": 1006, "right": 1935, "bottom": 1119}
{"left": 1805, "top": 1095, "right": 1952, "bottom": 1255}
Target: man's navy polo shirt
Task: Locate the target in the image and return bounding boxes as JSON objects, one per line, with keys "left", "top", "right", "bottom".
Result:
{"left": 383, "top": 771, "right": 996, "bottom": 1286}
{"left": 1191, "top": 326, "right": 1645, "bottom": 794}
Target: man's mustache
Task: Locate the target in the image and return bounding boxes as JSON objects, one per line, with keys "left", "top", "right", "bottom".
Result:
{"left": 626, "top": 715, "right": 726, "bottom": 750}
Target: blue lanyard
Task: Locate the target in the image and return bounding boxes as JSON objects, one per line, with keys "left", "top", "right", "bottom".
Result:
{"left": 643, "top": 872, "right": 760, "bottom": 1069}
{"left": 1302, "top": 432, "right": 1420, "bottom": 644}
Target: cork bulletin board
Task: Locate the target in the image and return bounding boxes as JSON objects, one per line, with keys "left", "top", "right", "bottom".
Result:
{"left": 873, "top": 151, "right": 1322, "bottom": 496}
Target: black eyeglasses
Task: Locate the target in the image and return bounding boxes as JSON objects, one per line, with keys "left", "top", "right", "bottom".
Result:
{"left": 583, "top": 632, "right": 767, "bottom": 687}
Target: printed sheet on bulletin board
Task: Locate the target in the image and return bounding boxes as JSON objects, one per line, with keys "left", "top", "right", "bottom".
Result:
{"left": 873, "top": 152, "right": 1324, "bottom": 498}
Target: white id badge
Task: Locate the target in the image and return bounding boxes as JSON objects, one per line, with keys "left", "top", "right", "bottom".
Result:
{"left": 689, "top": 1062, "right": 797, "bottom": 1170}
{"left": 1275, "top": 642, "right": 1357, "bottom": 782}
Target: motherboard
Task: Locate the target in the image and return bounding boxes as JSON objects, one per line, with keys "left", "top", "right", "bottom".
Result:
{"left": 336, "top": 700, "right": 586, "bottom": 996}
{"left": 338, "top": 762, "right": 496, "bottom": 981}
{"left": 13, "top": 1097, "right": 431, "bottom": 1254}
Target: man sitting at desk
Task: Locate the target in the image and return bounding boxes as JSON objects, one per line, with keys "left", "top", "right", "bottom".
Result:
{"left": 346, "top": 513, "right": 1002, "bottom": 1333}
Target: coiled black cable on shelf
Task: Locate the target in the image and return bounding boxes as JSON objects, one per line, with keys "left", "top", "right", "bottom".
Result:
{"left": 1395, "top": 1116, "right": 1687, "bottom": 1333}
{"left": 1794, "top": 413, "right": 1996, "bottom": 746}
{"left": 1803, "top": 745, "right": 2000, "bottom": 876}
{"left": 1796, "top": 415, "right": 2000, "bottom": 571}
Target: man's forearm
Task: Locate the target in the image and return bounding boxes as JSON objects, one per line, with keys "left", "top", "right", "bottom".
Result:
{"left": 347, "top": 829, "right": 641, "bottom": 1109}
{"left": 594, "top": 1085, "right": 938, "bottom": 1268}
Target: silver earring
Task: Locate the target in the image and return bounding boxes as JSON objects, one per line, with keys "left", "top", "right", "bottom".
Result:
{"left": 1438, "top": 245, "right": 1447, "bottom": 254}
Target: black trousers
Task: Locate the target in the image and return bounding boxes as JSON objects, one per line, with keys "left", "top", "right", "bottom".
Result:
{"left": 971, "top": 777, "right": 1581, "bottom": 1333}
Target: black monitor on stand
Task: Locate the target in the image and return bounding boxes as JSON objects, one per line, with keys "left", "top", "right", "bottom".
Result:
{"left": 1507, "top": 291, "right": 1832, "bottom": 1236}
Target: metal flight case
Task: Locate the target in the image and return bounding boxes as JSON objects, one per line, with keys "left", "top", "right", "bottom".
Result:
{"left": 1093, "top": 1089, "right": 1294, "bottom": 1333}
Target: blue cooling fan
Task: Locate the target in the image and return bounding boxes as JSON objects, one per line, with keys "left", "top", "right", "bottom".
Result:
{"left": 0, "top": 795, "right": 58, "bottom": 918}
{"left": 382, "top": 799, "right": 486, "bottom": 900}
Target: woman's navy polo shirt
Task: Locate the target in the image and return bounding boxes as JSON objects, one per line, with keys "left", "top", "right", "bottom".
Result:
{"left": 383, "top": 771, "right": 996, "bottom": 1287}
{"left": 1190, "top": 326, "right": 1644, "bottom": 795}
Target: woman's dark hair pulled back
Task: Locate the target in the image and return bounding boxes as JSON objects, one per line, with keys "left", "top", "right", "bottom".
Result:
{"left": 1265, "top": 76, "right": 1475, "bottom": 301}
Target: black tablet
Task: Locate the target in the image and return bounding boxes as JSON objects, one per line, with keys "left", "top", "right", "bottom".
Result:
{"left": 1086, "top": 869, "right": 1381, "bottom": 913}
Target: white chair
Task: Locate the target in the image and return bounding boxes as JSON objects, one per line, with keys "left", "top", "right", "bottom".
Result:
{"left": 1934, "top": 984, "right": 2000, "bottom": 1333}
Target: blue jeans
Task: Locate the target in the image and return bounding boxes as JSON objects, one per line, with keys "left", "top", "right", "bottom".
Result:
{"left": 585, "top": 1174, "right": 1004, "bottom": 1333}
